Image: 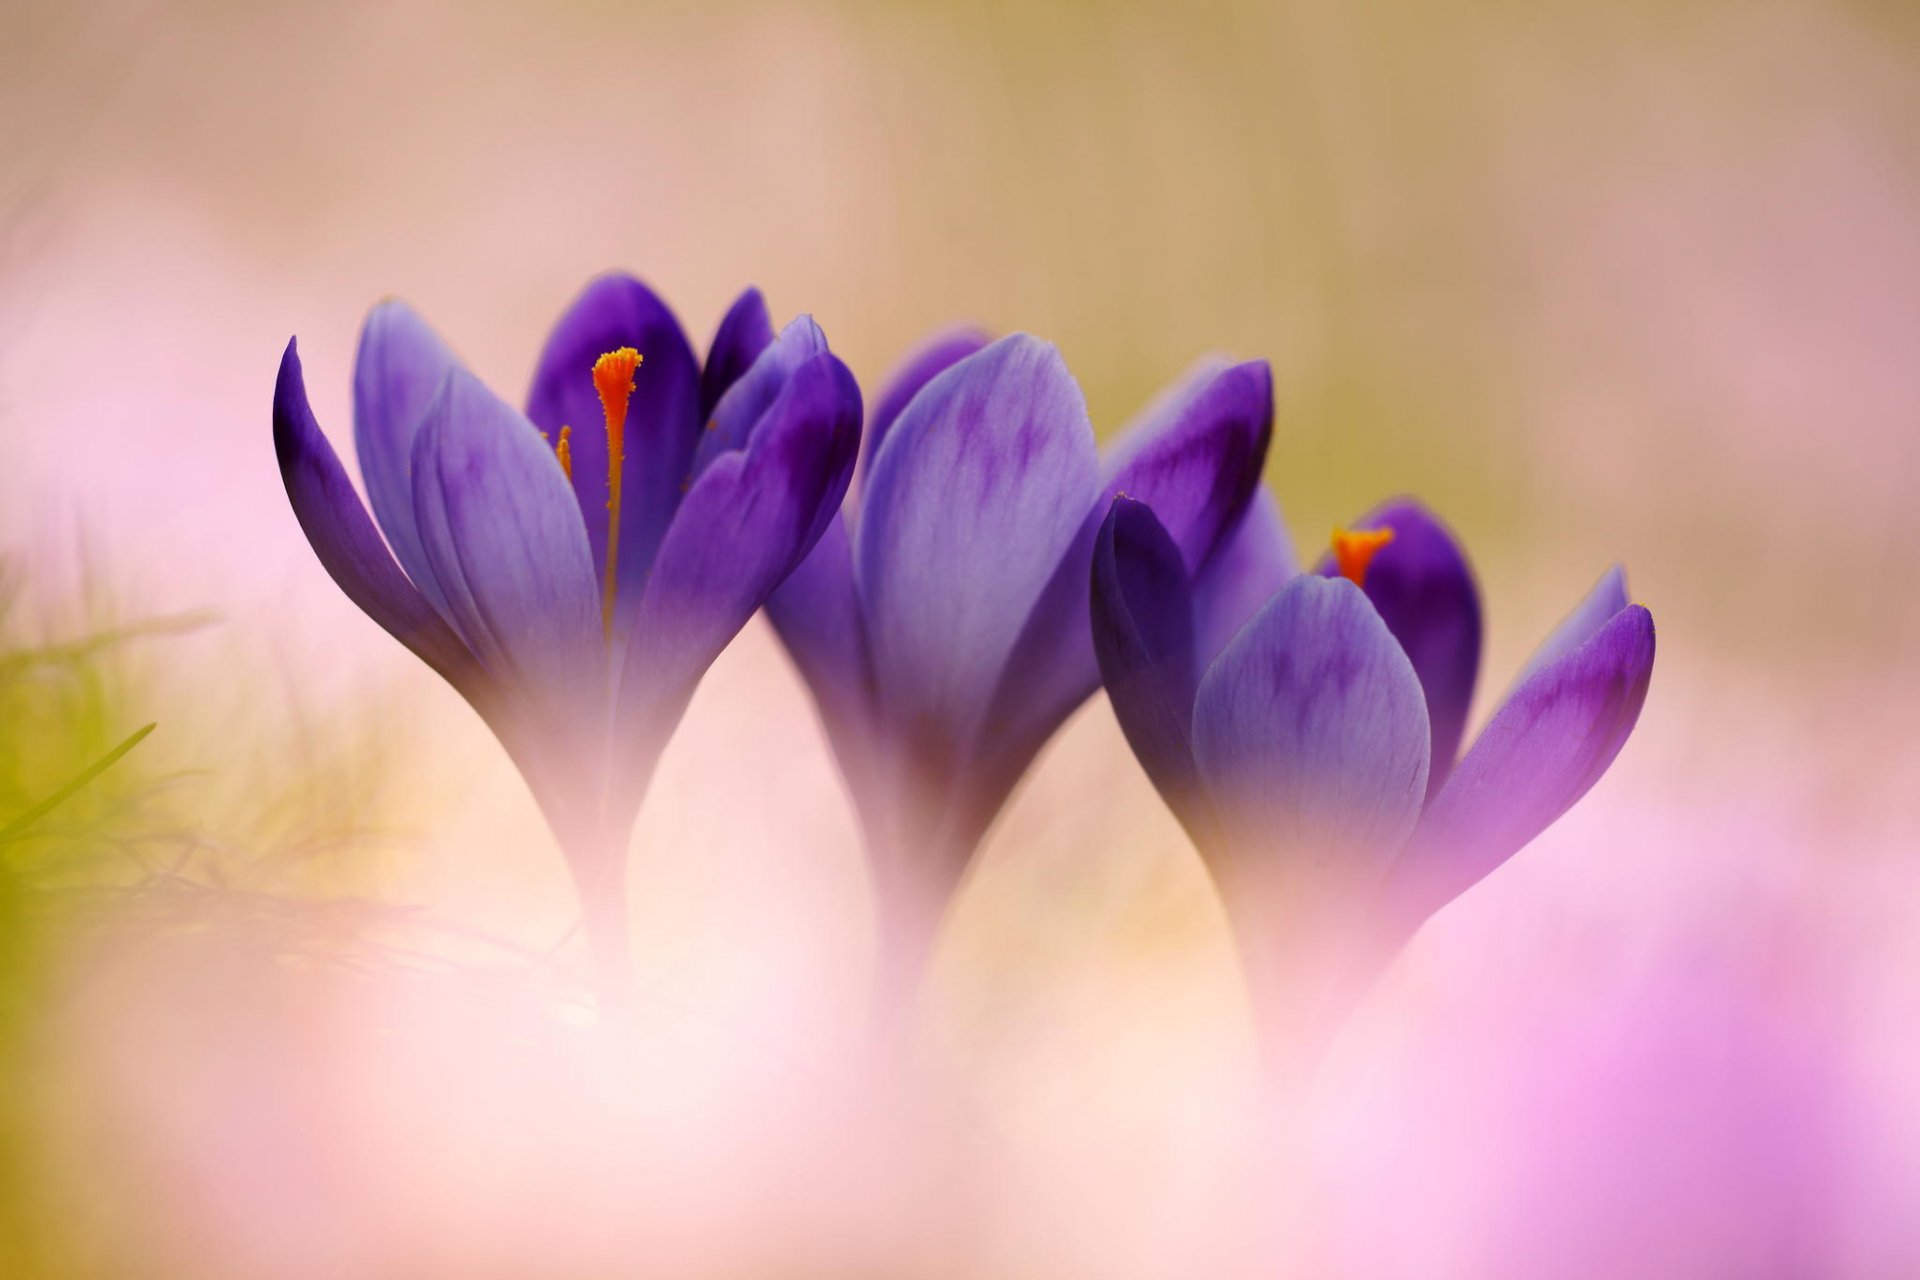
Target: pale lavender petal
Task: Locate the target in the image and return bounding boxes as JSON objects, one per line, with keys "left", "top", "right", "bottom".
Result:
{"left": 411, "top": 368, "right": 603, "bottom": 714}
{"left": 860, "top": 327, "right": 993, "bottom": 485}
{"left": 1192, "top": 575, "right": 1431, "bottom": 874}
{"left": 352, "top": 299, "right": 463, "bottom": 617}
{"left": 856, "top": 334, "right": 1098, "bottom": 774}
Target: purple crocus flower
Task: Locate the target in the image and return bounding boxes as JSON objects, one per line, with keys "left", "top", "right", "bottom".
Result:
{"left": 272, "top": 274, "right": 860, "bottom": 994}
{"left": 758, "top": 332, "right": 1275, "bottom": 1025}
{"left": 1091, "top": 493, "right": 1655, "bottom": 1069}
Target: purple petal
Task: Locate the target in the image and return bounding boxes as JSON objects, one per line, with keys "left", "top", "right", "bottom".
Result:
{"left": 1089, "top": 497, "right": 1202, "bottom": 811}
{"left": 856, "top": 334, "right": 1098, "bottom": 775}
{"left": 1104, "top": 360, "right": 1273, "bottom": 573}
{"left": 1190, "top": 487, "right": 1298, "bottom": 672}
{"left": 274, "top": 339, "right": 473, "bottom": 683}
{"left": 1316, "top": 498, "right": 1482, "bottom": 798}
{"left": 524, "top": 272, "right": 702, "bottom": 621}
{"left": 1099, "top": 355, "right": 1233, "bottom": 465}
{"left": 1192, "top": 575, "right": 1431, "bottom": 875}
{"left": 352, "top": 299, "right": 464, "bottom": 617}
{"left": 1514, "top": 564, "right": 1630, "bottom": 686}
{"left": 766, "top": 513, "right": 877, "bottom": 773}
{"left": 860, "top": 327, "right": 993, "bottom": 487}
{"left": 1390, "top": 600, "right": 1655, "bottom": 927}
{"left": 701, "top": 286, "right": 776, "bottom": 418}
{"left": 690, "top": 315, "right": 830, "bottom": 478}
{"left": 969, "top": 360, "right": 1275, "bottom": 800}
{"left": 411, "top": 367, "right": 603, "bottom": 716}
{"left": 619, "top": 353, "right": 862, "bottom": 771}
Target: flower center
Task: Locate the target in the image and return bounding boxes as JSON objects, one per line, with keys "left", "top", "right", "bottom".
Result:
{"left": 591, "top": 347, "right": 643, "bottom": 637}
{"left": 1330, "top": 525, "right": 1394, "bottom": 588}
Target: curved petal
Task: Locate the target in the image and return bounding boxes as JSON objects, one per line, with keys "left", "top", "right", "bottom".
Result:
{"left": 524, "top": 272, "right": 703, "bottom": 613}
{"left": 767, "top": 514, "right": 877, "bottom": 778}
{"left": 411, "top": 367, "right": 603, "bottom": 719}
{"left": 352, "top": 299, "right": 464, "bottom": 617}
{"left": 1099, "top": 354, "right": 1234, "bottom": 470}
{"left": 701, "top": 286, "right": 776, "bottom": 418}
{"left": 618, "top": 352, "right": 862, "bottom": 780}
{"left": 1514, "top": 564, "right": 1630, "bottom": 686}
{"left": 1105, "top": 360, "right": 1273, "bottom": 573}
{"left": 1090, "top": 497, "right": 1201, "bottom": 813}
{"left": 274, "top": 339, "right": 473, "bottom": 683}
{"left": 1316, "top": 498, "right": 1482, "bottom": 797}
{"left": 1190, "top": 487, "right": 1298, "bottom": 673}
{"left": 691, "top": 315, "right": 830, "bottom": 477}
{"left": 1192, "top": 575, "right": 1431, "bottom": 876}
{"left": 860, "top": 327, "right": 994, "bottom": 488}
{"left": 1390, "top": 600, "right": 1655, "bottom": 928}
{"left": 966, "top": 359, "right": 1276, "bottom": 811}
{"left": 855, "top": 333, "right": 1098, "bottom": 776}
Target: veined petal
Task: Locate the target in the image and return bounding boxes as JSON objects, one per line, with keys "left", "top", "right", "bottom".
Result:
{"left": 274, "top": 339, "right": 473, "bottom": 683}
{"left": 1104, "top": 360, "right": 1272, "bottom": 572}
{"left": 968, "top": 359, "right": 1274, "bottom": 805}
{"left": 1191, "top": 487, "right": 1298, "bottom": 673}
{"left": 701, "top": 286, "right": 776, "bottom": 418}
{"left": 619, "top": 352, "right": 862, "bottom": 778}
{"left": 524, "top": 272, "right": 703, "bottom": 612}
{"left": 1099, "top": 354, "right": 1234, "bottom": 469}
{"left": 1317, "top": 498, "right": 1482, "bottom": 797}
{"left": 856, "top": 333, "right": 1098, "bottom": 775}
{"left": 1391, "top": 599, "right": 1655, "bottom": 927}
{"left": 1192, "top": 575, "right": 1430, "bottom": 876}
{"left": 860, "top": 327, "right": 993, "bottom": 487}
{"left": 1090, "top": 497, "right": 1202, "bottom": 812}
{"left": 352, "top": 299, "right": 464, "bottom": 617}
{"left": 412, "top": 367, "right": 603, "bottom": 716}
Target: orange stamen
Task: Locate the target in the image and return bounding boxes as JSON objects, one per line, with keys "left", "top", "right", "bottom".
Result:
{"left": 591, "top": 347, "right": 643, "bottom": 636}
{"left": 554, "top": 424, "right": 573, "bottom": 483}
{"left": 1331, "top": 525, "right": 1394, "bottom": 588}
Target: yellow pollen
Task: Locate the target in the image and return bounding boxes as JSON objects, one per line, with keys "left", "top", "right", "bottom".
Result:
{"left": 591, "top": 348, "right": 642, "bottom": 637}
{"left": 1331, "top": 525, "right": 1394, "bottom": 588}
{"left": 554, "top": 424, "right": 573, "bottom": 483}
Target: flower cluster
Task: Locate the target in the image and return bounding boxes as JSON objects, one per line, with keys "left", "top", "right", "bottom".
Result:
{"left": 274, "top": 270, "right": 1655, "bottom": 1052}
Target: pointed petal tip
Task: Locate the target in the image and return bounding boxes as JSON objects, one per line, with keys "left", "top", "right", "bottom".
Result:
{"left": 273, "top": 337, "right": 316, "bottom": 462}
{"left": 781, "top": 312, "right": 828, "bottom": 344}
{"left": 1604, "top": 561, "right": 1632, "bottom": 602}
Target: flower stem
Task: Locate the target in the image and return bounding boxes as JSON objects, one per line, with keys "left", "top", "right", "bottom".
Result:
{"left": 561, "top": 827, "right": 634, "bottom": 1021}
